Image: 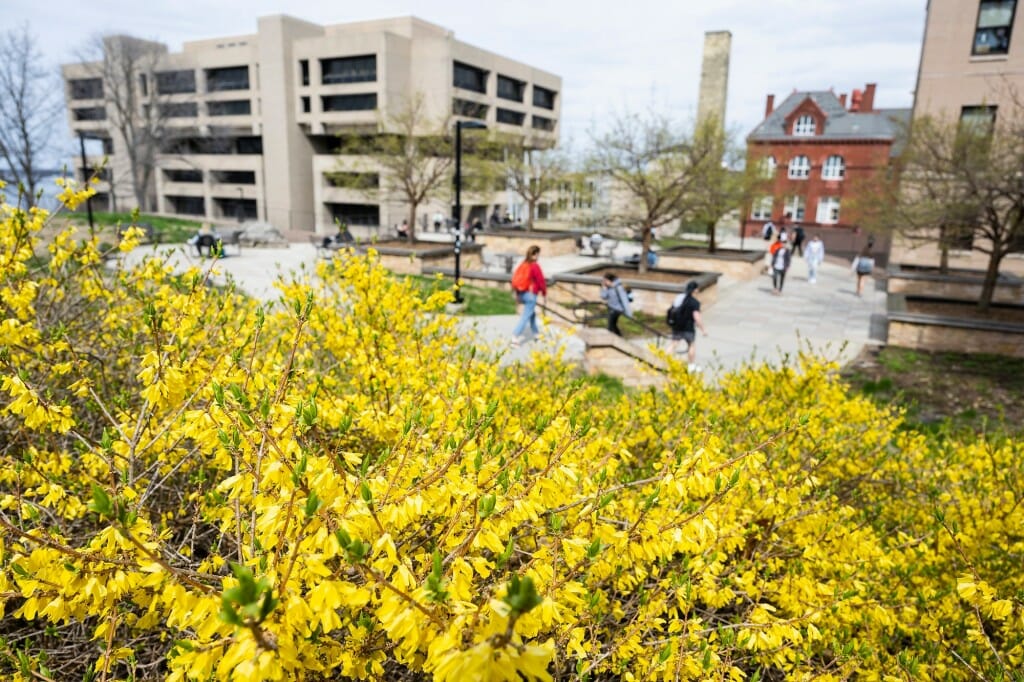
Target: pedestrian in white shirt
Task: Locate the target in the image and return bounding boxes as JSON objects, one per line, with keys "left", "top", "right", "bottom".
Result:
{"left": 804, "top": 234, "right": 825, "bottom": 283}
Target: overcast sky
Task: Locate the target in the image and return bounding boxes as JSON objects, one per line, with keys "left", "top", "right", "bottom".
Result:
{"left": 10, "top": 0, "right": 927, "bottom": 161}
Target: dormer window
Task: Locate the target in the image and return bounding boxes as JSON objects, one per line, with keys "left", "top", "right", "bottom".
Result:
{"left": 793, "top": 115, "right": 816, "bottom": 136}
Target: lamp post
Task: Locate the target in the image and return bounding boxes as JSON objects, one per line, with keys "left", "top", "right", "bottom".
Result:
{"left": 77, "top": 132, "right": 95, "bottom": 232}
{"left": 453, "top": 119, "right": 487, "bottom": 303}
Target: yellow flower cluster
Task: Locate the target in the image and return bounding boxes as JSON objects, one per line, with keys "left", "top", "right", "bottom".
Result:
{"left": 0, "top": 189, "right": 1022, "bottom": 681}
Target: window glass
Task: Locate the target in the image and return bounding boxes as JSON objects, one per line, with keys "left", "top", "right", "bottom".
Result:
{"left": 784, "top": 196, "right": 806, "bottom": 221}
{"left": 496, "top": 108, "right": 525, "bottom": 125}
{"left": 961, "top": 105, "right": 998, "bottom": 134}
{"left": 533, "top": 86, "right": 557, "bottom": 110}
{"left": 206, "top": 66, "right": 249, "bottom": 92}
{"left": 816, "top": 197, "right": 840, "bottom": 224}
{"left": 973, "top": 0, "right": 1016, "bottom": 55}
{"left": 497, "top": 75, "right": 524, "bottom": 102}
{"left": 322, "top": 94, "right": 378, "bottom": 112}
{"left": 788, "top": 156, "right": 811, "bottom": 179}
{"left": 751, "top": 196, "right": 773, "bottom": 220}
{"left": 321, "top": 55, "right": 376, "bottom": 84}
{"left": 793, "top": 115, "right": 816, "bottom": 136}
{"left": 453, "top": 61, "right": 488, "bottom": 93}
{"left": 822, "top": 155, "right": 845, "bottom": 180}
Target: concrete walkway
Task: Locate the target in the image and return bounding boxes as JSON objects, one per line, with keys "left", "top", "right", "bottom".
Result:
{"left": 120, "top": 235, "right": 887, "bottom": 377}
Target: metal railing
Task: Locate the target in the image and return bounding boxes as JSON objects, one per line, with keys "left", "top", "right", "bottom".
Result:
{"left": 547, "top": 282, "right": 670, "bottom": 347}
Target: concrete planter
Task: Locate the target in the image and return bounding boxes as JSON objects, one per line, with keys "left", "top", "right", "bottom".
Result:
{"left": 887, "top": 263, "right": 1024, "bottom": 305}
{"left": 476, "top": 230, "right": 579, "bottom": 257}
{"left": 887, "top": 293, "right": 1024, "bottom": 358}
{"left": 656, "top": 246, "right": 764, "bottom": 280}
{"left": 361, "top": 241, "right": 482, "bottom": 275}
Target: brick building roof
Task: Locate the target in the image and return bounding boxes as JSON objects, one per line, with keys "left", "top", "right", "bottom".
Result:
{"left": 748, "top": 90, "right": 910, "bottom": 152}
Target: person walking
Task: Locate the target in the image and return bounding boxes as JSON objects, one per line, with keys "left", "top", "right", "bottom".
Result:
{"left": 771, "top": 235, "right": 792, "bottom": 294}
{"left": 510, "top": 245, "right": 547, "bottom": 346}
{"left": 600, "top": 272, "right": 633, "bottom": 336}
{"left": 668, "top": 281, "right": 707, "bottom": 368}
{"left": 763, "top": 223, "right": 778, "bottom": 275}
{"left": 804, "top": 233, "right": 825, "bottom": 283}
{"left": 852, "top": 245, "right": 875, "bottom": 297}
{"left": 792, "top": 224, "right": 806, "bottom": 257}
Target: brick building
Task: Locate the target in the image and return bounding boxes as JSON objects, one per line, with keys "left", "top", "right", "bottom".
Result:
{"left": 742, "top": 84, "right": 909, "bottom": 252}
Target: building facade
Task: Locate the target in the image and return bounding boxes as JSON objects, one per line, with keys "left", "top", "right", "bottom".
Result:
{"left": 743, "top": 85, "right": 909, "bottom": 245}
{"left": 62, "top": 15, "right": 561, "bottom": 236}
{"left": 896, "top": 0, "right": 1024, "bottom": 272}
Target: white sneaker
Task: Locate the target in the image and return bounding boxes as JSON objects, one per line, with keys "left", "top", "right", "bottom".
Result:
{"left": 688, "top": 363, "right": 702, "bottom": 372}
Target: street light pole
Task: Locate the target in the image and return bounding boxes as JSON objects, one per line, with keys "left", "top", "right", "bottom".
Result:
{"left": 452, "top": 119, "right": 486, "bottom": 303}
{"left": 78, "top": 132, "right": 95, "bottom": 233}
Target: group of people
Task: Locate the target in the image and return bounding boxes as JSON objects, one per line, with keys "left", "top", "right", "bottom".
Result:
{"left": 507, "top": 245, "right": 708, "bottom": 366}
{"left": 762, "top": 220, "right": 827, "bottom": 294}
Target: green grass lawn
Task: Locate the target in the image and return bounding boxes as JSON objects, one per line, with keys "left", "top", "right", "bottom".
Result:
{"left": 67, "top": 211, "right": 203, "bottom": 243}
{"left": 400, "top": 276, "right": 516, "bottom": 316}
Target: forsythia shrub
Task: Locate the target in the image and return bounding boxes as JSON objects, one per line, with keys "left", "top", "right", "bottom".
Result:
{"left": 1, "top": 185, "right": 1022, "bottom": 681}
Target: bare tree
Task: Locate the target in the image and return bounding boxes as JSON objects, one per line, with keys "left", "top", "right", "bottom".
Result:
{"left": 588, "top": 111, "right": 718, "bottom": 272}
{"left": 79, "top": 35, "right": 173, "bottom": 212}
{"left": 501, "top": 141, "right": 568, "bottom": 230}
{"left": 335, "top": 94, "right": 453, "bottom": 243}
{"left": 868, "top": 109, "right": 1024, "bottom": 310}
{"left": 0, "top": 26, "right": 62, "bottom": 208}
{"left": 684, "top": 117, "right": 757, "bottom": 253}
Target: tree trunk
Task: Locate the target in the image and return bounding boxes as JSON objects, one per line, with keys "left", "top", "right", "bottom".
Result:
{"left": 938, "top": 223, "right": 950, "bottom": 275}
{"left": 638, "top": 225, "right": 652, "bottom": 274}
{"left": 707, "top": 220, "right": 718, "bottom": 253}
{"left": 526, "top": 198, "right": 536, "bottom": 231}
{"left": 407, "top": 203, "right": 418, "bottom": 244}
{"left": 978, "top": 250, "right": 1004, "bottom": 312}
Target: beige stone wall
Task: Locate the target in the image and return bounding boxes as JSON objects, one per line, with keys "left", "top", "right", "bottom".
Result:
{"left": 374, "top": 249, "right": 480, "bottom": 275}
{"left": 888, "top": 319, "right": 1024, "bottom": 357}
{"left": 477, "top": 233, "right": 578, "bottom": 257}
{"left": 890, "top": 237, "right": 1024, "bottom": 277}
{"left": 656, "top": 252, "right": 760, "bottom": 280}
{"left": 914, "top": 0, "right": 1024, "bottom": 121}
{"left": 888, "top": 275, "right": 1024, "bottom": 304}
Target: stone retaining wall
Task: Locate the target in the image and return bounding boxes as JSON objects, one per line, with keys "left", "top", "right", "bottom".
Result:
{"left": 476, "top": 231, "right": 578, "bottom": 257}
{"left": 656, "top": 248, "right": 763, "bottom": 280}
{"left": 367, "top": 244, "right": 482, "bottom": 275}
{"left": 887, "top": 265, "right": 1024, "bottom": 304}
{"left": 886, "top": 293, "right": 1024, "bottom": 358}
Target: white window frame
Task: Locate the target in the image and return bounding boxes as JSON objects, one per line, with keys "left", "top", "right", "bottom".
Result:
{"left": 793, "top": 115, "right": 816, "bottom": 136}
{"left": 788, "top": 155, "right": 811, "bottom": 179}
{"left": 784, "top": 196, "right": 806, "bottom": 221}
{"left": 760, "top": 155, "right": 777, "bottom": 179}
{"left": 751, "top": 196, "right": 773, "bottom": 220}
{"left": 816, "top": 196, "right": 840, "bottom": 224}
{"left": 822, "top": 155, "right": 845, "bottom": 180}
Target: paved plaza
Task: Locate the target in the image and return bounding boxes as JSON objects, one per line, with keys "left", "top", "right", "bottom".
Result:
{"left": 121, "top": 235, "right": 887, "bottom": 377}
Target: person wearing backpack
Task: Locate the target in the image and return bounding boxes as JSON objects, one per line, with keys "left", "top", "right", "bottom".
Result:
{"left": 600, "top": 272, "right": 633, "bottom": 336}
{"left": 667, "top": 280, "right": 707, "bottom": 367}
{"left": 510, "top": 245, "right": 547, "bottom": 346}
{"left": 852, "top": 244, "right": 875, "bottom": 297}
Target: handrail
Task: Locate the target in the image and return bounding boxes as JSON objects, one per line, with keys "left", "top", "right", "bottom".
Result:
{"left": 547, "top": 282, "right": 671, "bottom": 346}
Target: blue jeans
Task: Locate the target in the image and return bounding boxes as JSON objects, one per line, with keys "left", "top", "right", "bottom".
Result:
{"left": 513, "top": 291, "right": 539, "bottom": 337}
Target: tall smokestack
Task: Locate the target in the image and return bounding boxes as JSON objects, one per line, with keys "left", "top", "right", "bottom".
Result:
{"left": 696, "top": 30, "right": 732, "bottom": 129}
